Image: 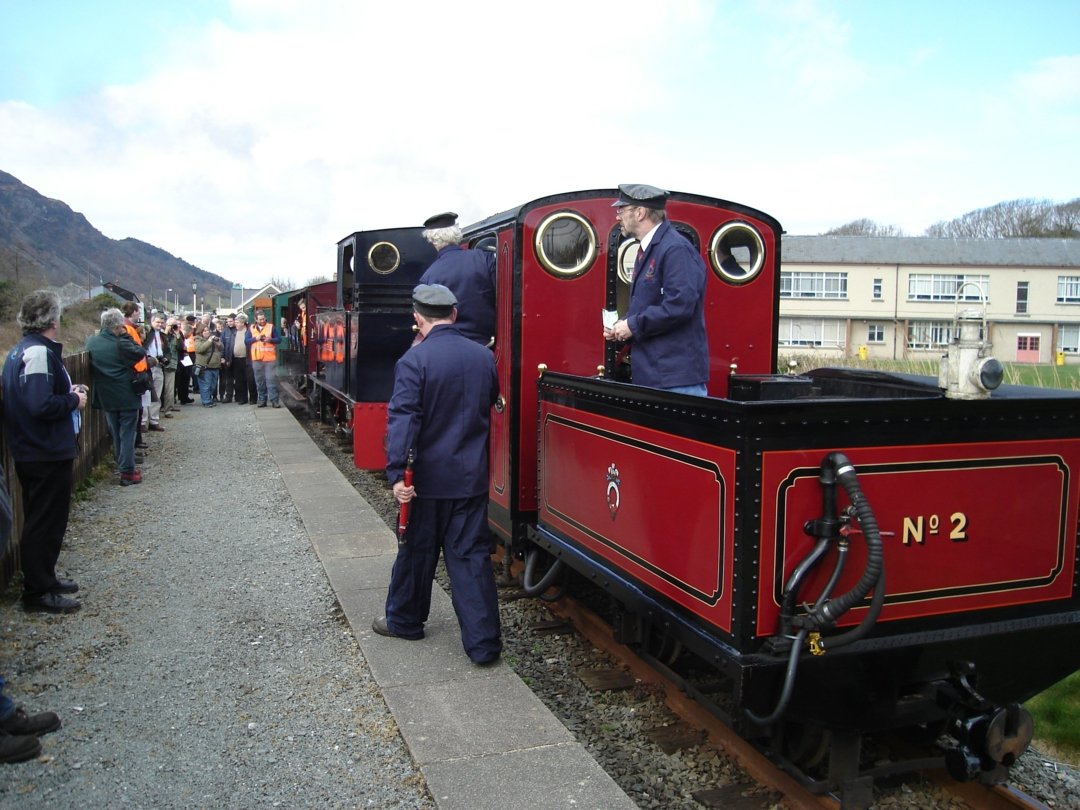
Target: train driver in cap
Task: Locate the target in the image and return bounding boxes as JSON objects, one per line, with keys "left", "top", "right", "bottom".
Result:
{"left": 418, "top": 211, "right": 496, "bottom": 346}
{"left": 604, "top": 184, "right": 710, "bottom": 396}
{"left": 375, "top": 283, "right": 502, "bottom": 665}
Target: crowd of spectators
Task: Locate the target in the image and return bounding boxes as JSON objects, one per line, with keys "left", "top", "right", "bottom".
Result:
{"left": 0, "top": 293, "right": 286, "bottom": 763}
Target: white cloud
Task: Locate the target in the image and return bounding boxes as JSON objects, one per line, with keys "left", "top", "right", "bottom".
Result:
{"left": 1, "top": 0, "right": 1077, "bottom": 288}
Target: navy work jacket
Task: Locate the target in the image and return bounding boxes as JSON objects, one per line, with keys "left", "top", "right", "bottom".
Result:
{"left": 419, "top": 245, "right": 496, "bottom": 345}
{"left": 386, "top": 324, "right": 499, "bottom": 499}
{"left": 624, "top": 220, "right": 709, "bottom": 389}
{"left": 1, "top": 333, "right": 80, "bottom": 463}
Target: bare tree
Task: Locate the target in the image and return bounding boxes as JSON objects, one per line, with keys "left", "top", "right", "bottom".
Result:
{"left": 267, "top": 276, "right": 296, "bottom": 291}
{"left": 925, "top": 198, "right": 1079, "bottom": 238}
{"left": 823, "top": 218, "right": 905, "bottom": 237}
{"left": 304, "top": 274, "right": 331, "bottom": 286}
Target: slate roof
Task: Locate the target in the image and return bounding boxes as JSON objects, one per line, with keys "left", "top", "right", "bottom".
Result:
{"left": 781, "top": 236, "right": 1080, "bottom": 268}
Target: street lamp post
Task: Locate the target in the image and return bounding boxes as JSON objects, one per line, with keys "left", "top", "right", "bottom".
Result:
{"left": 192, "top": 283, "right": 197, "bottom": 314}
{"left": 167, "top": 289, "right": 172, "bottom": 314}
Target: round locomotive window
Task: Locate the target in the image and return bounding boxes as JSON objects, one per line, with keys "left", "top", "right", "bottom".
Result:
{"left": 534, "top": 212, "right": 597, "bottom": 277}
{"left": 368, "top": 241, "right": 401, "bottom": 275}
{"left": 709, "top": 222, "right": 765, "bottom": 284}
{"left": 615, "top": 239, "right": 640, "bottom": 285}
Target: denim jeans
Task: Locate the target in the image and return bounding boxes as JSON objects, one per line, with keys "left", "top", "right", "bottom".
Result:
{"left": 663, "top": 383, "right": 708, "bottom": 397}
{"left": 104, "top": 409, "right": 139, "bottom": 473}
{"left": 199, "top": 368, "right": 220, "bottom": 405}
{"left": 252, "top": 361, "right": 278, "bottom": 405}
{"left": 0, "top": 674, "right": 13, "bottom": 722}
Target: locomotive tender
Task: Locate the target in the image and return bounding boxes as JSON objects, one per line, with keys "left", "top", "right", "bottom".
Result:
{"left": 304, "top": 189, "right": 1079, "bottom": 804}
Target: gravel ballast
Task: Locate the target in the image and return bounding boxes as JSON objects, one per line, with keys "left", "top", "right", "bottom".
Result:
{"left": 0, "top": 403, "right": 433, "bottom": 808}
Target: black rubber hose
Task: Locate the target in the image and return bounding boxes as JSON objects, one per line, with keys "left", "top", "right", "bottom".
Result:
{"left": 778, "top": 537, "right": 831, "bottom": 637}
{"left": 805, "top": 453, "right": 883, "bottom": 627}
{"left": 745, "top": 628, "right": 809, "bottom": 726}
{"left": 521, "top": 547, "right": 565, "bottom": 597}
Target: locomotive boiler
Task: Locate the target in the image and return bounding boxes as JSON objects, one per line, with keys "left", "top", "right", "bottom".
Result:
{"left": 303, "top": 227, "right": 436, "bottom": 468}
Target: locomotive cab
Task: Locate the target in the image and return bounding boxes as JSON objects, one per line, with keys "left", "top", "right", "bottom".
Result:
{"left": 462, "top": 189, "right": 783, "bottom": 545}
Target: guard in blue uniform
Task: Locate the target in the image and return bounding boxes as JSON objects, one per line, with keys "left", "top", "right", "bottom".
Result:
{"left": 604, "top": 184, "right": 709, "bottom": 395}
{"left": 418, "top": 211, "right": 496, "bottom": 345}
{"left": 374, "top": 284, "right": 502, "bottom": 664}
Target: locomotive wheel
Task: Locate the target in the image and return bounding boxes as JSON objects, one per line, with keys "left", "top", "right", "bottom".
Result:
{"left": 779, "top": 721, "right": 830, "bottom": 771}
{"left": 644, "top": 626, "right": 683, "bottom": 667}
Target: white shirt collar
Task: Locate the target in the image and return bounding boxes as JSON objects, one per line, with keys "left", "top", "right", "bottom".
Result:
{"left": 639, "top": 221, "right": 662, "bottom": 253}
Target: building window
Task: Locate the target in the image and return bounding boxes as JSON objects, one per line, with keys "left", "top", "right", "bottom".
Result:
{"left": 780, "top": 271, "right": 848, "bottom": 299}
{"left": 872, "top": 278, "right": 883, "bottom": 300}
{"left": 907, "top": 273, "right": 989, "bottom": 302}
{"left": 907, "top": 320, "right": 956, "bottom": 350}
{"left": 778, "top": 318, "right": 846, "bottom": 347}
{"left": 867, "top": 324, "right": 885, "bottom": 343}
{"left": 1059, "top": 324, "right": 1080, "bottom": 353}
{"left": 1017, "top": 335, "right": 1040, "bottom": 352}
{"left": 1057, "top": 276, "right": 1080, "bottom": 304}
{"left": 1016, "top": 281, "right": 1029, "bottom": 314}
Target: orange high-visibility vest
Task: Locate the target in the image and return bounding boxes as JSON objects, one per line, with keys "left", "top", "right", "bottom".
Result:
{"left": 124, "top": 322, "right": 149, "bottom": 373}
{"left": 249, "top": 323, "right": 277, "bottom": 362}
{"left": 184, "top": 332, "right": 197, "bottom": 353}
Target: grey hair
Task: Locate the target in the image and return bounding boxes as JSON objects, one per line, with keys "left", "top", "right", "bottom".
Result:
{"left": 644, "top": 208, "right": 666, "bottom": 225}
{"left": 235, "top": 313, "right": 248, "bottom": 323}
{"left": 423, "top": 225, "right": 463, "bottom": 251}
{"left": 100, "top": 308, "right": 126, "bottom": 333}
{"left": 17, "top": 290, "right": 62, "bottom": 333}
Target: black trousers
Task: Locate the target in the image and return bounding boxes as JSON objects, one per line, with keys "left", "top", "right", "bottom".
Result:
{"left": 231, "top": 356, "right": 250, "bottom": 404}
{"left": 176, "top": 363, "right": 193, "bottom": 403}
{"left": 219, "top": 361, "right": 234, "bottom": 401}
{"left": 14, "top": 459, "right": 74, "bottom": 599}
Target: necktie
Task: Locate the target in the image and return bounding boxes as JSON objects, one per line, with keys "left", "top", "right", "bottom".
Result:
{"left": 633, "top": 246, "right": 644, "bottom": 280}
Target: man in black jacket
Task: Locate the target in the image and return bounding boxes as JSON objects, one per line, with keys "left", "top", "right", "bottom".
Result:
{"left": 1, "top": 291, "right": 87, "bottom": 614}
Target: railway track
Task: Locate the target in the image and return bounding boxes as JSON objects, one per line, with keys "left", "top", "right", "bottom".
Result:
{"left": 533, "top": 579, "right": 1052, "bottom": 810}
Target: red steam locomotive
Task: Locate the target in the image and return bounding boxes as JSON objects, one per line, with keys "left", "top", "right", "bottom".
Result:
{"left": 294, "top": 189, "right": 1079, "bottom": 806}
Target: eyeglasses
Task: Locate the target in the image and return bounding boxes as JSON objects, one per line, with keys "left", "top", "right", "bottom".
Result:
{"left": 616, "top": 205, "right": 639, "bottom": 217}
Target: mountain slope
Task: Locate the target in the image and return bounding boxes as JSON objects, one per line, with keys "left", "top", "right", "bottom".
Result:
{"left": 0, "top": 169, "right": 233, "bottom": 306}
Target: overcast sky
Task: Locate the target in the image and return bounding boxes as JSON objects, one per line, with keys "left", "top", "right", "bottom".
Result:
{"left": 2, "top": 0, "right": 1078, "bottom": 289}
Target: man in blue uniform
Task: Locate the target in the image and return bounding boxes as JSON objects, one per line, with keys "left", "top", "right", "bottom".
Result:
{"left": 373, "top": 284, "right": 502, "bottom": 665}
{"left": 418, "top": 211, "right": 496, "bottom": 345}
{"left": 603, "top": 184, "right": 710, "bottom": 396}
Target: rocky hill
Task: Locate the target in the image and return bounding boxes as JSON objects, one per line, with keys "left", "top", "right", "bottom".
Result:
{"left": 0, "top": 169, "right": 233, "bottom": 308}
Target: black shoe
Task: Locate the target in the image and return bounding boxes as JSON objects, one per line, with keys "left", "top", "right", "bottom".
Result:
{"left": 271, "top": 402, "right": 281, "bottom": 408}
{"left": 371, "top": 616, "right": 423, "bottom": 640}
{"left": 134, "top": 441, "right": 149, "bottom": 449}
{"left": 54, "top": 578, "right": 79, "bottom": 594}
{"left": 473, "top": 654, "right": 501, "bottom": 668}
{"left": 23, "top": 593, "right": 81, "bottom": 614}
{"left": 0, "top": 732, "right": 41, "bottom": 763}
{"left": 0, "top": 706, "right": 61, "bottom": 736}
{"left": 257, "top": 403, "right": 267, "bottom": 408}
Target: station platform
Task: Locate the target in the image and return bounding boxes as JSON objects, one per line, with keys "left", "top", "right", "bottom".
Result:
{"left": 258, "top": 407, "right": 637, "bottom": 810}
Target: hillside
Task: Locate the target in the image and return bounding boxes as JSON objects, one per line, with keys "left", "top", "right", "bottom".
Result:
{"left": 0, "top": 169, "right": 233, "bottom": 309}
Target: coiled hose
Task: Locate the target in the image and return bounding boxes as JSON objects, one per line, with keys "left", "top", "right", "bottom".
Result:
{"left": 747, "top": 452, "right": 884, "bottom": 726}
